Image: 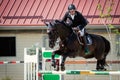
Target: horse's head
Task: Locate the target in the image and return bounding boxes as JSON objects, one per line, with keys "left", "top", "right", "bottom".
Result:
{"left": 45, "top": 20, "right": 73, "bottom": 48}
{"left": 45, "top": 21, "right": 59, "bottom": 48}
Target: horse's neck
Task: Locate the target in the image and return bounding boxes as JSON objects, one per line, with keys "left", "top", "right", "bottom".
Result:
{"left": 57, "top": 25, "right": 72, "bottom": 40}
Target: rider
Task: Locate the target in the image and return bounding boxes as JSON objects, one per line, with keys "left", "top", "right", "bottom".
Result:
{"left": 61, "top": 4, "right": 89, "bottom": 53}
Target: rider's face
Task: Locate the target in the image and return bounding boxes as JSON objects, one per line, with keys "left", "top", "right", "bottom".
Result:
{"left": 69, "top": 9, "right": 76, "bottom": 15}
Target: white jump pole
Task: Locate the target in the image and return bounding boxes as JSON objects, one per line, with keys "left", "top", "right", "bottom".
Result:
{"left": 39, "top": 70, "right": 120, "bottom": 75}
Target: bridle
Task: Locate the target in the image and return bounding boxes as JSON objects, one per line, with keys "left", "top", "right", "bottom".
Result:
{"left": 47, "top": 26, "right": 59, "bottom": 48}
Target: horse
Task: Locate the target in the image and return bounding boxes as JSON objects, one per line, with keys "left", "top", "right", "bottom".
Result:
{"left": 45, "top": 20, "right": 110, "bottom": 71}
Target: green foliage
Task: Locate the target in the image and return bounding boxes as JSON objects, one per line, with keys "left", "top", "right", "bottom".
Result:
{"left": 107, "top": 7, "right": 112, "bottom": 13}
{"left": 97, "top": 0, "right": 113, "bottom": 18}
{"left": 27, "top": 43, "right": 42, "bottom": 55}
{"left": 97, "top": 3, "right": 102, "bottom": 10}
{"left": 1, "top": 76, "right": 12, "bottom": 80}
{"left": 113, "top": 29, "right": 120, "bottom": 34}
{"left": 27, "top": 45, "right": 37, "bottom": 55}
{"left": 116, "top": 41, "right": 120, "bottom": 44}
{"left": 97, "top": 0, "right": 120, "bottom": 34}
{"left": 97, "top": 0, "right": 120, "bottom": 56}
{"left": 108, "top": 24, "right": 114, "bottom": 29}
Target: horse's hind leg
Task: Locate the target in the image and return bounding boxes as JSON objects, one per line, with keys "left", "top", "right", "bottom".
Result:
{"left": 96, "top": 60, "right": 101, "bottom": 70}
{"left": 100, "top": 58, "right": 107, "bottom": 71}
{"left": 96, "top": 58, "right": 107, "bottom": 71}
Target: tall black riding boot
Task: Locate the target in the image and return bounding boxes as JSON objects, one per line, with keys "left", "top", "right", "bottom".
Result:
{"left": 83, "top": 36, "right": 89, "bottom": 54}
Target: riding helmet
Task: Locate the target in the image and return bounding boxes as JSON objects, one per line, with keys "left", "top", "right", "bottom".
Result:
{"left": 68, "top": 4, "right": 76, "bottom": 10}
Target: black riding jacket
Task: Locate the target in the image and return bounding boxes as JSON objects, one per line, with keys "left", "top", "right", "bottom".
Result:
{"left": 62, "top": 11, "right": 89, "bottom": 30}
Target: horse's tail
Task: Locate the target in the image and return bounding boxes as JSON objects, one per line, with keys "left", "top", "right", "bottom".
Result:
{"left": 101, "top": 36, "right": 110, "bottom": 54}
{"left": 101, "top": 36, "right": 110, "bottom": 66}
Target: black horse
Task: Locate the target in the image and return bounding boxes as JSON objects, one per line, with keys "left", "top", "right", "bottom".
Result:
{"left": 46, "top": 20, "right": 110, "bottom": 71}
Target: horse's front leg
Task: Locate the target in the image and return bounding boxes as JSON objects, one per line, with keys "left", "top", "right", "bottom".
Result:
{"left": 51, "top": 49, "right": 63, "bottom": 70}
{"left": 61, "top": 55, "right": 67, "bottom": 71}
{"left": 51, "top": 51, "right": 56, "bottom": 68}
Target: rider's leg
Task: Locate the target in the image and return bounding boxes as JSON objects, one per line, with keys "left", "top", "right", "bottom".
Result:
{"left": 79, "top": 28, "right": 89, "bottom": 54}
{"left": 83, "top": 35, "right": 89, "bottom": 54}
{"left": 79, "top": 28, "right": 85, "bottom": 36}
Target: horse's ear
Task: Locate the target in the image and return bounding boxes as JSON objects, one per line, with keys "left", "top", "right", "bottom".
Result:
{"left": 44, "top": 22, "right": 49, "bottom": 26}
{"left": 55, "top": 20, "right": 60, "bottom": 23}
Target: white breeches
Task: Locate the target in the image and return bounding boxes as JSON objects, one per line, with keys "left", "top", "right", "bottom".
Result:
{"left": 79, "top": 28, "right": 85, "bottom": 36}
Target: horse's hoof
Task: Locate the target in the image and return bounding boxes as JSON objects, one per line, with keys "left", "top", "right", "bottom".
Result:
{"left": 96, "top": 68, "right": 107, "bottom": 71}
{"left": 52, "top": 67, "right": 59, "bottom": 71}
{"left": 51, "top": 64, "right": 56, "bottom": 68}
{"left": 61, "top": 66, "right": 65, "bottom": 71}
{"left": 102, "top": 68, "right": 107, "bottom": 71}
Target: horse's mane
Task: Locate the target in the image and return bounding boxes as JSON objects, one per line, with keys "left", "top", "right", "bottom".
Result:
{"left": 53, "top": 20, "right": 77, "bottom": 42}
{"left": 53, "top": 20, "right": 73, "bottom": 33}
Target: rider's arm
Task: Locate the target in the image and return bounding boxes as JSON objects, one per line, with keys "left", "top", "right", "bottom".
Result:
{"left": 61, "top": 12, "right": 69, "bottom": 22}
{"left": 77, "top": 11, "right": 89, "bottom": 27}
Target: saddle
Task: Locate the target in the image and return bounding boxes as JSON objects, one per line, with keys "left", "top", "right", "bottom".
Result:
{"left": 72, "top": 28, "right": 92, "bottom": 45}
{"left": 85, "top": 34, "right": 92, "bottom": 45}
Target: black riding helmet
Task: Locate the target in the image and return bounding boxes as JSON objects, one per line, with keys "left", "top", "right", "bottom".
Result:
{"left": 68, "top": 4, "right": 76, "bottom": 10}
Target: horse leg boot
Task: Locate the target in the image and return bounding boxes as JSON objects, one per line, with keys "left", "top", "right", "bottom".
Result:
{"left": 83, "top": 35, "right": 89, "bottom": 54}
{"left": 51, "top": 52, "right": 56, "bottom": 68}
{"left": 61, "top": 55, "right": 67, "bottom": 71}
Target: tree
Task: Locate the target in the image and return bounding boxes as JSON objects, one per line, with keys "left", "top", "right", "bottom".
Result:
{"left": 97, "top": 0, "right": 120, "bottom": 55}
{"left": 97, "top": 0, "right": 120, "bottom": 34}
